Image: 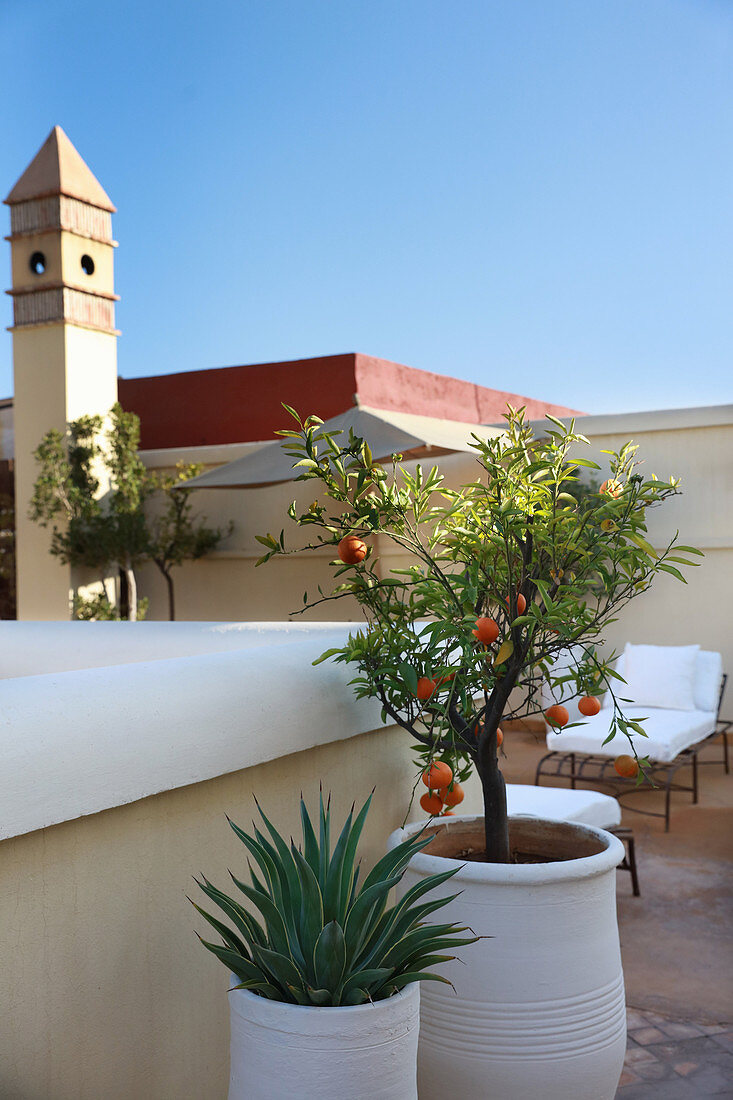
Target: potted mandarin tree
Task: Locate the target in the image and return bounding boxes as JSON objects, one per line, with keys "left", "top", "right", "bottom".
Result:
{"left": 257, "top": 406, "right": 699, "bottom": 1100}
{"left": 193, "top": 792, "right": 476, "bottom": 1100}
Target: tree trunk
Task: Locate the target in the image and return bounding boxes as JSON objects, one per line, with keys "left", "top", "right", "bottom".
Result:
{"left": 477, "top": 727, "right": 510, "bottom": 863}
{"left": 164, "top": 569, "right": 175, "bottom": 621}
{"left": 124, "top": 556, "right": 138, "bottom": 621}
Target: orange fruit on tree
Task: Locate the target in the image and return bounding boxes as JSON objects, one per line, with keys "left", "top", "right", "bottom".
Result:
{"left": 416, "top": 676, "right": 437, "bottom": 701}
{"left": 578, "top": 695, "right": 601, "bottom": 717}
{"left": 599, "top": 479, "right": 622, "bottom": 499}
{"left": 496, "top": 726, "right": 504, "bottom": 747}
{"left": 545, "top": 704, "right": 570, "bottom": 728}
{"left": 443, "top": 782, "right": 464, "bottom": 807}
{"left": 337, "top": 534, "right": 367, "bottom": 564}
{"left": 473, "top": 617, "right": 500, "bottom": 645}
{"left": 422, "top": 760, "right": 453, "bottom": 790}
{"left": 614, "top": 754, "right": 639, "bottom": 778}
{"left": 441, "top": 810, "right": 455, "bottom": 817}
{"left": 506, "top": 593, "right": 527, "bottom": 615}
{"left": 420, "top": 791, "right": 444, "bottom": 815}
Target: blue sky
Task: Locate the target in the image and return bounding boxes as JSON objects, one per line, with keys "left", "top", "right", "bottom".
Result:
{"left": 1, "top": 0, "right": 731, "bottom": 413}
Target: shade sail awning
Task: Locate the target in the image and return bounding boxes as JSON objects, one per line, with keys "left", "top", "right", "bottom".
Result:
{"left": 183, "top": 405, "right": 502, "bottom": 489}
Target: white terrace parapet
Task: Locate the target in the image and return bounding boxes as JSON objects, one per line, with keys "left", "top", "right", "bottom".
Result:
{"left": 0, "top": 621, "right": 382, "bottom": 841}
{"left": 0, "top": 619, "right": 355, "bottom": 679}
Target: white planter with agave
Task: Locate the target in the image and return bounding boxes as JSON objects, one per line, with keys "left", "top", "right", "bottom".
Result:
{"left": 228, "top": 979, "right": 420, "bottom": 1100}
{"left": 388, "top": 815, "right": 626, "bottom": 1100}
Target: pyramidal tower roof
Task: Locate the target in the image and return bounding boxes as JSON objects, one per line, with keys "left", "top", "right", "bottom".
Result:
{"left": 4, "top": 126, "right": 116, "bottom": 211}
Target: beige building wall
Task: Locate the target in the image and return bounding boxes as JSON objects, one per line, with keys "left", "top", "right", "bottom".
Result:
{"left": 561, "top": 412, "right": 733, "bottom": 693}
{"left": 138, "top": 407, "right": 732, "bottom": 714}
{"left": 0, "top": 723, "right": 435, "bottom": 1100}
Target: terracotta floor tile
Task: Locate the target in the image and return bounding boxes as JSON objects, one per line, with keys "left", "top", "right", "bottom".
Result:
{"left": 624, "top": 1045, "right": 659, "bottom": 1065}
{"left": 642, "top": 1009, "right": 676, "bottom": 1025}
{"left": 673, "top": 1061, "right": 700, "bottom": 1076}
{"left": 626, "top": 1008, "right": 651, "bottom": 1030}
{"left": 661, "top": 1022, "right": 704, "bottom": 1040}
{"left": 615, "top": 1078, "right": 706, "bottom": 1099}
{"left": 651, "top": 1035, "right": 729, "bottom": 1063}
{"left": 634, "top": 1059, "right": 674, "bottom": 1081}
{"left": 617, "top": 1068, "right": 641, "bottom": 1087}
{"left": 712, "top": 1031, "right": 733, "bottom": 1053}
{"left": 629, "top": 1026, "right": 667, "bottom": 1045}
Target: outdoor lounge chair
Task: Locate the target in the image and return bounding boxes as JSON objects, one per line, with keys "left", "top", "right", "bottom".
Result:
{"left": 535, "top": 644, "right": 730, "bottom": 830}
{"left": 506, "top": 783, "right": 640, "bottom": 895}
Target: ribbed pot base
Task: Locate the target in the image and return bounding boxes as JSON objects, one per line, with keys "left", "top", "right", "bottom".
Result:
{"left": 388, "top": 816, "right": 627, "bottom": 1100}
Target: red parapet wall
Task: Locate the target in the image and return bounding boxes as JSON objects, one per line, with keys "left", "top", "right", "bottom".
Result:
{"left": 353, "top": 354, "right": 584, "bottom": 425}
{"left": 118, "top": 354, "right": 359, "bottom": 450}
{"left": 118, "top": 352, "right": 584, "bottom": 451}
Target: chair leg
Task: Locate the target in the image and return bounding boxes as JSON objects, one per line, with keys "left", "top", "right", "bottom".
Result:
{"left": 665, "top": 772, "right": 673, "bottom": 833}
{"left": 626, "top": 833, "right": 641, "bottom": 897}
{"left": 723, "top": 730, "right": 730, "bottom": 775}
{"left": 692, "top": 753, "right": 699, "bottom": 804}
{"left": 610, "top": 826, "right": 641, "bottom": 898}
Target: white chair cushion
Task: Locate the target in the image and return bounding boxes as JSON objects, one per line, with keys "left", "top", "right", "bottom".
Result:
{"left": 693, "top": 650, "right": 724, "bottom": 713}
{"left": 622, "top": 643, "right": 699, "bottom": 711}
{"left": 602, "top": 648, "right": 723, "bottom": 713}
{"left": 545, "top": 706, "right": 717, "bottom": 764}
{"left": 506, "top": 783, "right": 622, "bottom": 830}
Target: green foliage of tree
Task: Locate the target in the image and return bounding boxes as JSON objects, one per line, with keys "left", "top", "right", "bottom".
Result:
{"left": 148, "top": 462, "right": 233, "bottom": 620}
{"left": 259, "top": 405, "right": 702, "bottom": 863}
{"left": 30, "top": 404, "right": 230, "bottom": 620}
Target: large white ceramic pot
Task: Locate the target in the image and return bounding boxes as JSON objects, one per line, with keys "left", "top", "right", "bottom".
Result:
{"left": 388, "top": 815, "right": 626, "bottom": 1100}
{"left": 227, "top": 978, "right": 420, "bottom": 1100}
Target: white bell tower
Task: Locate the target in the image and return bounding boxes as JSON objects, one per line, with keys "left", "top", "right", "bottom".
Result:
{"left": 5, "top": 126, "right": 119, "bottom": 619}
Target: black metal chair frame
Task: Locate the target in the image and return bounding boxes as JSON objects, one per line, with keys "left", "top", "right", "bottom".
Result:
{"left": 609, "top": 825, "right": 640, "bottom": 897}
{"left": 535, "top": 675, "right": 729, "bottom": 833}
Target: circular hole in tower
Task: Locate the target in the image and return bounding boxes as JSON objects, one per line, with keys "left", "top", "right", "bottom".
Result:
{"left": 81, "top": 254, "right": 95, "bottom": 275}
{"left": 29, "top": 251, "right": 46, "bottom": 275}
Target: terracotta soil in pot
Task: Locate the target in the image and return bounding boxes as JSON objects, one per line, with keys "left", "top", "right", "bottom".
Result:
{"left": 422, "top": 815, "right": 606, "bottom": 864}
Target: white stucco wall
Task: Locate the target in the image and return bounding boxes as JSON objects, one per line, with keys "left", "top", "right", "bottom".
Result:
{"left": 0, "top": 621, "right": 387, "bottom": 841}
{"left": 0, "top": 620, "right": 449, "bottom": 1099}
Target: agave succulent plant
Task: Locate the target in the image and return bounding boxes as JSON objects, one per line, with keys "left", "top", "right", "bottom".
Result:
{"left": 192, "top": 791, "right": 476, "bottom": 1006}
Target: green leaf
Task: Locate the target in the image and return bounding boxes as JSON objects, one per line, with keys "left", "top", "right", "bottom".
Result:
{"left": 291, "top": 844, "right": 325, "bottom": 956}
{"left": 383, "top": 970, "right": 454, "bottom": 992}
{"left": 398, "top": 661, "right": 419, "bottom": 697}
{"left": 313, "top": 921, "right": 347, "bottom": 993}
{"left": 312, "top": 647, "right": 342, "bottom": 666}
{"left": 324, "top": 807, "right": 354, "bottom": 922}
{"left": 627, "top": 533, "right": 657, "bottom": 558}
{"left": 228, "top": 874, "right": 291, "bottom": 958}
{"left": 340, "top": 967, "right": 393, "bottom": 1000}
{"left": 251, "top": 943, "right": 305, "bottom": 997}
{"left": 494, "top": 638, "right": 514, "bottom": 667}
{"left": 300, "top": 798, "right": 320, "bottom": 879}
{"left": 338, "top": 794, "right": 373, "bottom": 918}
{"left": 196, "top": 936, "right": 267, "bottom": 986}
{"left": 658, "top": 563, "right": 687, "bottom": 583}
{"left": 197, "top": 877, "right": 267, "bottom": 947}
